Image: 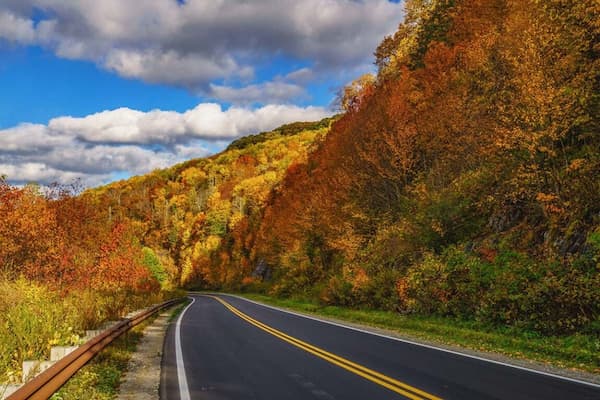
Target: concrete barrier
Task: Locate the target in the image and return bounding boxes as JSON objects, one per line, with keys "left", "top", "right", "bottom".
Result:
{"left": 50, "top": 346, "right": 78, "bottom": 362}
{"left": 22, "top": 361, "right": 55, "bottom": 383}
{"left": 1, "top": 384, "right": 20, "bottom": 399}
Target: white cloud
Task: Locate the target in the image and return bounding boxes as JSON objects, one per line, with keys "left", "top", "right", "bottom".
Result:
{"left": 50, "top": 108, "right": 146, "bottom": 143}
{"left": 208, "top": 81, "right": 306, "bottom": 105}
{"left": 0, "top": 11, "right": 36, "bottom": 43}
{"left": 104, "top": 49, "right": 253, "bottom": 87}
{"left": 0, "top": 0, "right": 403, "bottom": 94}
{"left": 184, "top": 103, "right": 330, "bottom": 138}
{"left": 0, "top": 102, "right": 331, "bottom": 186}
{"left": 0, "top": 123, "right": 73, "bottom": 152}
{"left": 285, "top": 68, "right": 315, "bottom": 84}
{"left": 47, "top": 103, "right": 330, "bottom": 144}
{"left": 0, "top": 162, "right": 99, "bottom": 185}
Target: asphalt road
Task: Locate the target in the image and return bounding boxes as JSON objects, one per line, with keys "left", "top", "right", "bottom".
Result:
{"left": 160, "top": 294, "right": 600, "bottom": 400}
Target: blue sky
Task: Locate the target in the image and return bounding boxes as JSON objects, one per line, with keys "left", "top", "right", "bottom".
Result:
{"left": 0, "top": 46, "right": 200, "bottom": 128}
{"left": 0, "top": 0, "right": 404, "bottom": 186}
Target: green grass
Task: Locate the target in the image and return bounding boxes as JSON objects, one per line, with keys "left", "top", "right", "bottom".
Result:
{"left": 168, "top": 298, "right": 192, "bottom": 323}
{"left": 49, "top": 325, "right": 147, "bottom": 400}
{"left": 49, "top": 301, "right": 183, "bottom": 400}
{"left": 235, "top": 293, "right": 600, "bottom": 374}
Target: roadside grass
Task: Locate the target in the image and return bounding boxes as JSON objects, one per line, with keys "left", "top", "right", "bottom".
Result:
{"left": 168, "top": 297, "right": 192, "bottom": 323}
{"left": 49, "top": 318, "right": 152, "bottom": 400}
{"left": 0, "top": 277, "right": 185, "bottom": 384}
{"left": 235, "top": 293, "right": 600, "bottom": 374}
{"left": 50, "top": 300, "right": 185, "bottom": 400}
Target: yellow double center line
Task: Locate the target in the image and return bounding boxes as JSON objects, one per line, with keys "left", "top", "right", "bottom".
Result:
{"left": 207, "top": 295, "right": 442, "bottom": 400}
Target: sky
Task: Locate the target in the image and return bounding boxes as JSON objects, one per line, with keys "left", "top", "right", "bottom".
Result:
{"left": 0, "top": 0, "right": 404, "bottom": 187}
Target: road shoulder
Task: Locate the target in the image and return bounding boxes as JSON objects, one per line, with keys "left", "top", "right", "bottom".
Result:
{"left": 116, "top": 309, "right": 173, "bottom": 400}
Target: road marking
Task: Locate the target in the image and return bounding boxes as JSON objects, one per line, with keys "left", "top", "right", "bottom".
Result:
{"left": 220, "top": 293, "right": 600, "bottom": 390}
{"left": 175, "top": 297, "right": 195, "bottom": 400}
{"left": 207, "top": 295, "right": 442, "bottom": 400}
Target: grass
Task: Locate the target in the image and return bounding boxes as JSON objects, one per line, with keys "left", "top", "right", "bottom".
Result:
{"left": 49, "top": 300, "right": 185, "bottom": 400}
{"left": 0, "top": 277, "right": 183, "bottom": 383}
{"left": 168, "top": 298, "right": 192, "bottom": 323}
{"left": 235, "top": 293, "right": 600, "bottom": 375}
{"left": 49, "top": 324, "right": 147, "bottom": 400}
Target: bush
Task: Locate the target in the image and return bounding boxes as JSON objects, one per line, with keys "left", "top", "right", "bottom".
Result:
{"left": 0, "top": 279, "right": 80, "bottom": 382}
{"left": 0, "top": 278, "right": 175, "bottom": 382}
{"left": 352, "top": 266, "right": 402, "bottom": 310}
{"left": 319, "top": 275, "right": 354, "bottom": 306}
{"left": 142, "top": 247, "right": 168, "bottom": 286}
{"left": 397, "top": 243, "right": 600, "bottom": 334}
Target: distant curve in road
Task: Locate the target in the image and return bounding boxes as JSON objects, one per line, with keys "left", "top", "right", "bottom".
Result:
{"left": 160, "top": 294, "right": 600, "bottom": 400}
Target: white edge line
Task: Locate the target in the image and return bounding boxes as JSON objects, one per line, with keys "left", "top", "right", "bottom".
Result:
{"left": 175, "top": 297, "right": 195, "bottom": 400}
{"left": 211, "top": 293, "right": 600, "bottom": 389}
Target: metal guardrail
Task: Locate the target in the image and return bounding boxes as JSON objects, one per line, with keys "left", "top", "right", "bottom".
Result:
{"left": 7, "top": 297, "right": 184, "bottom": 400}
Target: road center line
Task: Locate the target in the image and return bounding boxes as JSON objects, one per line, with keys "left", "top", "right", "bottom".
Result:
{"left": 175, "top": 297, "right": 195, "bottom": 400}
{"left": 207, "top": 295, "right": 442, "bottom": 400}
{"left": 220, "top": 293, "right": 600, "bottom": 389}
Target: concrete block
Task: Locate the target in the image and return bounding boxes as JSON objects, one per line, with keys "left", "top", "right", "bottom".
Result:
{"left": 50, "top": 346, "right": 78, "bottom": 362}
{"left": 84, "top": 329, "right": 104, "bottom": 341}
{"left": 1, "top": 384, "right": 21, "bottom": 399}
{"left": 22, "top": 360, "right": 54, "bottom": 382}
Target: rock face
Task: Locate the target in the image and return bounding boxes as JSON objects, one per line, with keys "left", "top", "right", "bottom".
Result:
{"left": 488, "top": 202, "right": 523, "bottom": 233}
{"left": 556, "top": 230, "right": 587, "bottom": 256}
{"left": 252, "top": 259, "right": 271, "bottom": 281}
{"left": 116, "top": 310, "right": 172, "bottom": 400}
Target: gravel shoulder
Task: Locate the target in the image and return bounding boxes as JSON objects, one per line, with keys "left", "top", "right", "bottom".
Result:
{"left": 116, "top": 309, "right": 174, "bottom": 400}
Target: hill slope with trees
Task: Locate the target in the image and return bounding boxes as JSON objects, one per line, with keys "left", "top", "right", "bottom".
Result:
{"left": 95, "top": 0, "right": 599, "bottom": 336}
{"left": 253, "top": 0, "right": 599, "bottom": 334}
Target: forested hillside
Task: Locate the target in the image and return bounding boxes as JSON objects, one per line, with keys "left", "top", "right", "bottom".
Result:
{"left": 0, "top": 115, "right": 333, "bottom": 383}
{"left": 255, "top": 0, "right": 600, "bottom": 333}
{"left": 90, "top": 0, "right": 599, "bottom": 335}
{"left": 89, "top": 119, "right": 334, "bottom": 288}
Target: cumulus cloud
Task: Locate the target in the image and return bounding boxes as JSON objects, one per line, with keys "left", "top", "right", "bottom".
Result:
{"left": 0, "top": 162, "right": 94, "bottom": 185}
{"left": 48, "top": 103, "right": 329, "bottom": 144}
{"left": 285, "top": 68, "right": 315, "bottom": 84}
{"left": 0, "top": 103, "right": 331, "bottom": 186}
{"left": 0, "top": 0, "right": 403, "bottom": 97}
{"left": 0, "top": 11, "right": 36, "bottom": 43}
{"left": 104, "top": 49, "right": 253, "bottom": 87}
{"left": 208, "top": 82, "right": 306, "bottom": 105}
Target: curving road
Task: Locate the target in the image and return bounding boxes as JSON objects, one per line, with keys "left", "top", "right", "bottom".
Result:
{"left": 160, "top": 294, "right": 600, "bottom": 400}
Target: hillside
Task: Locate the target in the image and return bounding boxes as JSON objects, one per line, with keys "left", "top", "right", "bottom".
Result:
{"left": 88, "top": 117, "right": 335, "bottom": 287}
{"left": 96, "top": 0, "right": 599, "bottom": 336}
{"left": 0, "top": 115, "right": 334, "bottom": 382}
{"left": 253, "top": 0, "right": 600, "bottom": 334}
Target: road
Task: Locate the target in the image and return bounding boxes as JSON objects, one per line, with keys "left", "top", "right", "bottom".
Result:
{"left": 160, "top": 294, "right": 600, "bottom": 399}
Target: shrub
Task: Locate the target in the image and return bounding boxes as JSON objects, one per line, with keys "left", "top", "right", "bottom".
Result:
{"left": 142, "top": 247, "right": 168, "bottom": 286}
{"left": 319, "top": 275, "right": 354, "bottom": 306}
{"left": 0, "top": 279, "right": 80, "bottom": 382}
{"left": 0, "top": 279, "right": 174, "bottom": 382}
{"left": 397, "top": 243, "right": 600, "bottom": 334}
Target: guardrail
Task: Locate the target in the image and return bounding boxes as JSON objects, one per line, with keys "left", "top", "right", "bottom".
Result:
{"left": 7, "top": 298, "right": 184, "bottom": 400}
